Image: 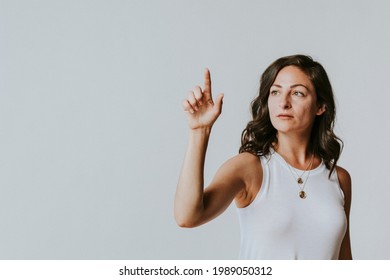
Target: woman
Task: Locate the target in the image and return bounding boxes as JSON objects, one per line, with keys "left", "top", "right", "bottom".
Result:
{"left": 174, "top": 55, "right": 352, "bottom": 260}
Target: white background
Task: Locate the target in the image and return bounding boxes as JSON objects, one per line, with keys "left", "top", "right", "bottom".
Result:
{"left": 0, "top": 0, "right": 389, "bottom": 259}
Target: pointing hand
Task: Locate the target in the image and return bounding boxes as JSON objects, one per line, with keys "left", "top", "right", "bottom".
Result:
{"left": 182, "top": 69, "right": 224, "bottom": 130}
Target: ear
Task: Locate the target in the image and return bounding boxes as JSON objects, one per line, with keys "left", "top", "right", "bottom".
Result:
{"left": 316, "top": 104, "right": 326, "bottom": 116}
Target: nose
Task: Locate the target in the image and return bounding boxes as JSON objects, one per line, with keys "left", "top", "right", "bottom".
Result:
{"left": 279, "top": 92, "right": 291, "bottom": 109}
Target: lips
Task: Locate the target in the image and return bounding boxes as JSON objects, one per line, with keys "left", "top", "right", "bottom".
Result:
{"left": 277, "top": 114, "right": 293, "bottom": 118}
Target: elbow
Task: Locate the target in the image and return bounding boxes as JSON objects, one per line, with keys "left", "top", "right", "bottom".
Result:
{"left": 176, "top": 220, "right": 196, "bottom": 228}
{"left": 174, "top": 213, "right": 200, "bottom": 228}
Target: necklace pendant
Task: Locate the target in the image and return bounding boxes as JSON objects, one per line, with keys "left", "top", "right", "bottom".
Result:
{"left": 299, "top": 191, "right": 307, "bottom": 199}
{"left": 297, "top": 178, "right": 303, "bottom": 184}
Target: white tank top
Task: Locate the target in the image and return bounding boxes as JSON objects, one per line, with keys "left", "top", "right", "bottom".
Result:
{"left": 236, "top": 151, "right": 347, "bottom": 259}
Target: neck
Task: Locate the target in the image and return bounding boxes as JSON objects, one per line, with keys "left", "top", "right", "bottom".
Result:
{"left": 273, "top": 132, "right": 313, "bottom": 168}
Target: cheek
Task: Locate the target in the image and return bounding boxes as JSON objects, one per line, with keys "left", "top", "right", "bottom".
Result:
{"left": 267, "top": 99, "right": 279, "bottom": 126}
{"left": 298, "top": 97, "right": 318, "bottom": 115}
{"left": 309, "top": 102, "right": 321, "bottom": 116}
{"left": 267, "top": 98, "right": 276, "bottom": 114}
{"left": 300, "top": 104, "right": 319, "bottom": 122}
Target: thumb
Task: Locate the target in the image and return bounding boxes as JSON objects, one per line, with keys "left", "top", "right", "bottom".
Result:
{"left": 214, "top": 93, "right": 224, "bottom": 114}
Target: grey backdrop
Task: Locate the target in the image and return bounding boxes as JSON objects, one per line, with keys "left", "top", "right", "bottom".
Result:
{"left": 1, "top": 0, "right": 389, "bottom": 259}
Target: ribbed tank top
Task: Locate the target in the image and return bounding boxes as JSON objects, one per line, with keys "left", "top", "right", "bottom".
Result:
{"left": 236, "top": 151, "right": 347, "bottom": 260}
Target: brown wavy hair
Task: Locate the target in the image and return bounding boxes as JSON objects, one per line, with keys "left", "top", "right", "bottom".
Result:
{"left": 239, "top": 54, "right": 343, "bottom": 176}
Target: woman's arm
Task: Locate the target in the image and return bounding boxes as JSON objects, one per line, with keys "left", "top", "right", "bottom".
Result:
{"left": 175, "top": 127, "right": 213, "bottom": 227}
{"left": 174, "top": 69, "right": 244, "bottom": 228}
{"left": 175, "top": 137, "right": 248, "bottom": 227}
{"left": 337, "top": 166, "right": 353, "bottom": 260}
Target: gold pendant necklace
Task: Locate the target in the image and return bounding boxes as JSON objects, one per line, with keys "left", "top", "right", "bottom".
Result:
{"left": 285, "top": 153, "right": 314, "bottom": 199}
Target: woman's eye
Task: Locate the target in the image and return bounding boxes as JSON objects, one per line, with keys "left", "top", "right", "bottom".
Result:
{"left": 270, "top": 90, "right": 279, "bottom": 95}
{"left": 293, "top": 91, "right": 304, "bottom": 97}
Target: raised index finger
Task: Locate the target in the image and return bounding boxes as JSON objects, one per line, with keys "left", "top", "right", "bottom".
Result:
{"left": 204, "top": 68, "right": 213, "bottom": 104}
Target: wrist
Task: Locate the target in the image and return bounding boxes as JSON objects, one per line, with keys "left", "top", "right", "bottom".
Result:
{"left": 189, "top": 126, "right": 212, "bottom": 136}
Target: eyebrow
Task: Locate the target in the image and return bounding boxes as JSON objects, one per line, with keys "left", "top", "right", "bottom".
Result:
{"left": 271, "top": 83, "right": 310, "bottom": 90}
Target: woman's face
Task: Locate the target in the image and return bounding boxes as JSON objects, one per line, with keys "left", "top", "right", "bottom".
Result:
{"left": 268, "top": 66, "right": 325, "bottom": 135}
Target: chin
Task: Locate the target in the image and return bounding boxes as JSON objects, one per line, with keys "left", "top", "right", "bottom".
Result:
{"left": 274, "top": 124, "right": 312, "bottom": 135}
{"left": 275, "top": 127, "right": 294, "bottom": 134}
{"left": 271, "top": 121, "right": 294, "bottom": 133}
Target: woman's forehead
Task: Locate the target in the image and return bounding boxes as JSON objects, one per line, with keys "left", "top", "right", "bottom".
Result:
{"left": 273, "top": 66, "right": 313, "bottom": 89}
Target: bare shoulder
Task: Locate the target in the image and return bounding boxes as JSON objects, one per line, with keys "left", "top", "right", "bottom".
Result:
{"left": 226, "top": 152, "right": 263, "bottom": 208}
{"left": 336, "top": 166, "right": 352, "bottom": 202}
{"left": 214, "top": 152, "right": 262, "bottom": 187}
{"left": 336, "top": 166, "right": 351, "bottom": 188}
{"left": 336, "top": 166, "right": 353, "bottom": 259}
{"left": 212, "top": 152, "right": 262, "bottom": 189}
{"left": 230, "top": 151, "right": 261, "bottom": 164}
{"left": 222, "top": 152, "right": 261, "bottom": 176}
